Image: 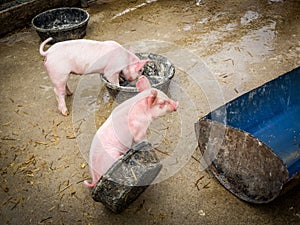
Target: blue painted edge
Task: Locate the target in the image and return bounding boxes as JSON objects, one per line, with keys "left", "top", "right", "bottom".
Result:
{"left": 204, "top": 67, "right": 300, "bottom": 178}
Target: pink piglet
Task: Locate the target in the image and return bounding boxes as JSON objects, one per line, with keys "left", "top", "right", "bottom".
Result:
{"left": 39, "top": 37, "right": 149, "bottom": 115}
{"left": 84, "top": 75, "right": 178, "bottom": 188}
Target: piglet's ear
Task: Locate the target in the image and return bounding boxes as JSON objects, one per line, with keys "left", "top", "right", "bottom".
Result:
{"left": 136, "top": 75, "right": 151, "bottom": 92}
{"left": 135, "top": 60, "right": 150, "bottom": 72}
{"left": 146, "top": 90, "right": 158, "bottom": 108}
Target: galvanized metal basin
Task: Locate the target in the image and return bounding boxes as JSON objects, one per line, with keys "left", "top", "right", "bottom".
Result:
{"left": 100, "top": 53, "right": 175, "bottom": 103}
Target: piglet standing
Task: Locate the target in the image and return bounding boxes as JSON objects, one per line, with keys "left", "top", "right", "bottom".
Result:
{"left": 84, "top": 75, "right": 179, "bottom": 188}
{"left": 39, "top": 37, "right": 149, "bottom": 115}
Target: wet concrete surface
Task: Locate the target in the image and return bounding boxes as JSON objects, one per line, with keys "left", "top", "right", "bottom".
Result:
{"left": 0, "top": 0, "right": 300, "bottom": 224}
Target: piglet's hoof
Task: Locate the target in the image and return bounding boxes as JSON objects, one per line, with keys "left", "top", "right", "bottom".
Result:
{"left": 61, "top": 109, "right": 69, "bottom": 116}
{"left": 91, "top": 141, "right": 162, "bottom": 213}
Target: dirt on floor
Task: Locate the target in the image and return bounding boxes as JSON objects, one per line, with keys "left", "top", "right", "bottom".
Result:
{"left": 0, "top": 0, "right": 300, "bottom": 224}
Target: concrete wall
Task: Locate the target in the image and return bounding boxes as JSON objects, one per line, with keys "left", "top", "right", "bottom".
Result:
{"left": 0, "top": 0, "right": 81, "bottom": 37}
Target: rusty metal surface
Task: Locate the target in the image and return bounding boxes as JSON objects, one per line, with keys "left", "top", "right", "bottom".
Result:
{"left": 195, "top": 119, "right": 290, "bottom": 204}
{"left": 92, "top": 141, "right": 162, "bottom": 213}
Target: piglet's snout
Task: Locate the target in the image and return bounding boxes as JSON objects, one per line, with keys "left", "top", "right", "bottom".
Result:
{"left": 169, "top": 101, "right": 179, "bottom": 111}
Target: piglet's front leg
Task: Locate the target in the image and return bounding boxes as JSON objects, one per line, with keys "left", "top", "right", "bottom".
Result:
{"left": 133, "top": 129, "right": 147, "bottom": 143}
{"left": 129, "top": 118, "right": 151, "bottom": 144}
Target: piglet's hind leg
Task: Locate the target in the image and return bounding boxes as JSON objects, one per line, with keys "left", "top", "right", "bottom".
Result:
{"left": 66, "top": 84, "right": 73, "bottom": 96}
{"left": 53, "top": 82, "right": 69, "bottom": 116}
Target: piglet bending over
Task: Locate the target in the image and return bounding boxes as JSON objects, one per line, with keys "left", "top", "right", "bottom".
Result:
{"left": 39, "top": 37, "right": 149, "bottom": 115}
{"left": 84, "top": 76, "right": 179, "bottom": 188}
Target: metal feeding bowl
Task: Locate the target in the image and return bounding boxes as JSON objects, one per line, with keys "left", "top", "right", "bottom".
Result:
{"left": 32, "top": 7, "right": 89, "bottom": 44}
{"left": 92, "top": 141, "right": 162, "bottom": 213}
{"left": 100, "top": 53, "right": 175, "bottom": 103}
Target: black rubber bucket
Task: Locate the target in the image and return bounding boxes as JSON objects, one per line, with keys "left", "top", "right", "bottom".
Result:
{"left": 195, "top": 67, "right": 300, "bottom": 203}
{"left": 92, "top": 141, "right": 162, "bottom": 213}
{"left": 100, "top": 53, "right": 175, "bottom": 103}
{"left": 32, "top": 7, "right": 89, "bottom": 44}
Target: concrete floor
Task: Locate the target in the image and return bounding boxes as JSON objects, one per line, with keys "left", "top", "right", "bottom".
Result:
{"left": 0, "top": 0, "right": 299, "bottom": 224}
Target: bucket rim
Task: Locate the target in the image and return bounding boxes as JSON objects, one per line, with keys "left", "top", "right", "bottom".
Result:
{"left": 31, "top": 7, "right": 90, "bottom": 32}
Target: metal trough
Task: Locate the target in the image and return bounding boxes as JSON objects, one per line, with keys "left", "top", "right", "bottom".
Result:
{"left": 195, "top": 67, "right": 300, "bottom": 203}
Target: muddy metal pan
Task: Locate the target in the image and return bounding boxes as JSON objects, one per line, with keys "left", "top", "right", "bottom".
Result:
{"left": 195, "top": 67, "right": 300, "bottom": 204}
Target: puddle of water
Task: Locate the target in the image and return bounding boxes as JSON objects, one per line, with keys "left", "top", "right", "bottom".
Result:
{"left": 183, "top": 24, "right": 193, "bottom": 31}
{"left": 111, "top": 0, "right": 157, "bottom": 20}
{"left": 201, "top": 20, "right": 276, "bottom": 97}
{"left": 196, "top": 0, "right": 206, "bottom": 6}
{"left": 268, "top": 0, "right": 284, "bottom": 3}
{"left": 240, "top": 10, "right": 260, "bottom": 25}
